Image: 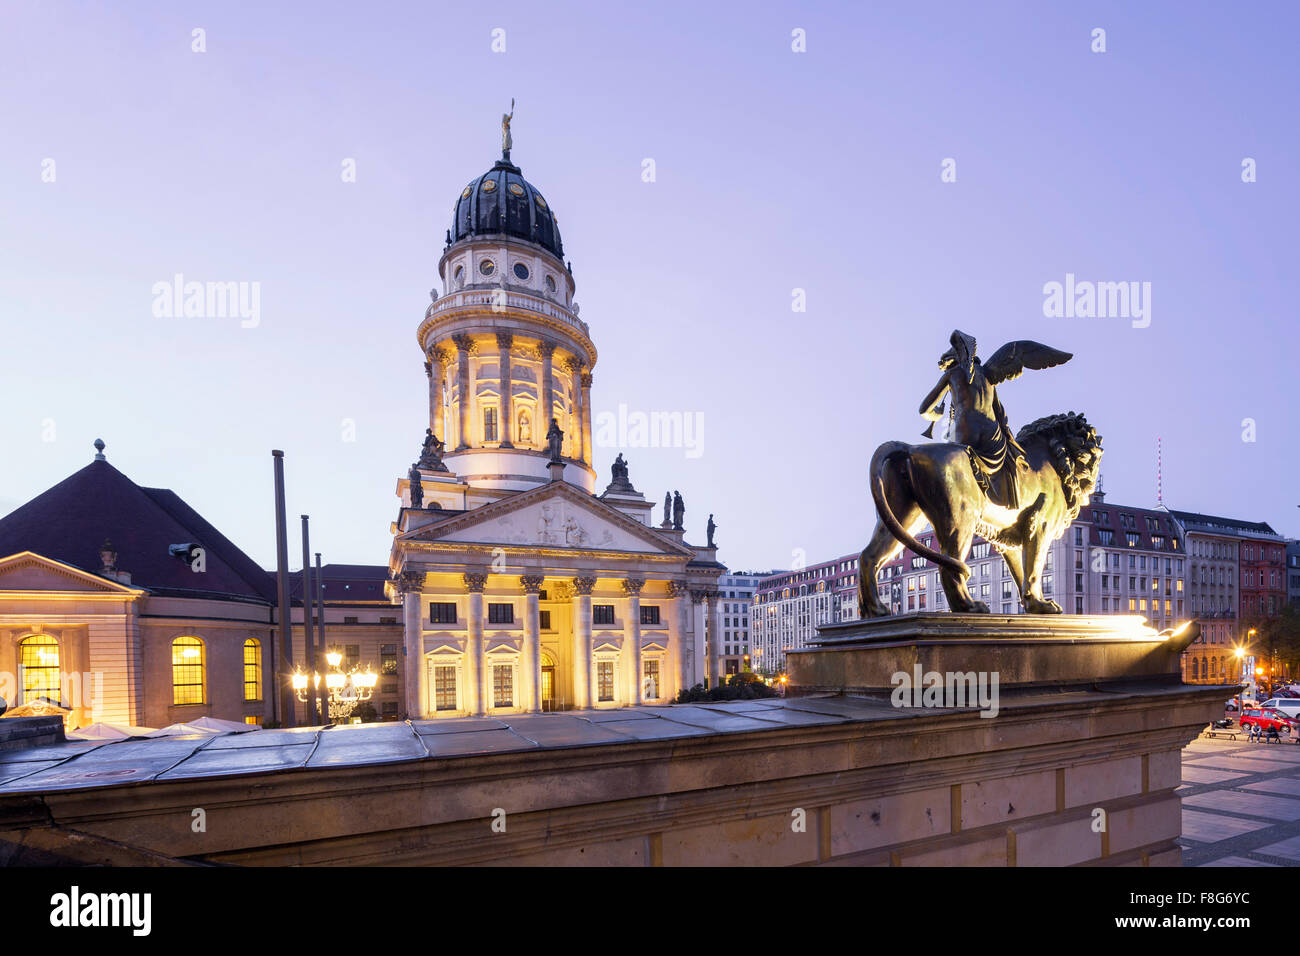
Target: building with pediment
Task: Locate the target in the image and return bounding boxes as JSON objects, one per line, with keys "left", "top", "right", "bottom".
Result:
{"left": 387, "top": 134, "right": 726, "bottom": 717}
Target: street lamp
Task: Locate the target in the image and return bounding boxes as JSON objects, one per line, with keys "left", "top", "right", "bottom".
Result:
{"left": 293, "top": 648, "right": 378, "bottom": 722}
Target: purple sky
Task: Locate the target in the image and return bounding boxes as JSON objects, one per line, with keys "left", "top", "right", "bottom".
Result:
{"left": 2, "top": 1, "right": 1297, "bottom": 574}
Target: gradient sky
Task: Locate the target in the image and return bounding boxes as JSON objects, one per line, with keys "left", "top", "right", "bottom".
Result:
{"left": 2, "top": 0, "right": 1297, "bottom": 575}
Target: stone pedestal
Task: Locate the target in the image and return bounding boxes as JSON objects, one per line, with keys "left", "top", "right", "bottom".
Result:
{"left": 787, "top": 613, "right": 1206, "bottom": 696}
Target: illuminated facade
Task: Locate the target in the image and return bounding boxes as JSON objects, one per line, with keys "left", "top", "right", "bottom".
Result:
{"left": 387, "top": 135, "right": 725, "bottom": 716}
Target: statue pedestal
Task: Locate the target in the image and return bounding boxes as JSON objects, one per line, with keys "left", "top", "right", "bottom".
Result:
{"left": 774, "top": 612, "right": 1233, "bottom": 866}
{"left": 786, "top": 613, "right": 1202, "bottom": 696}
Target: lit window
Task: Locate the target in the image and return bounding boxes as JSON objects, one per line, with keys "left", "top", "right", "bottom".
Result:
{"left": 435, "top": 665, "right": 457, "bottom": 711}
{"left": 483, "top": 407, "right": 499, "bottom": 443}
{"left": 492, "top": 664, "right": 514, "bottom": 708}
{"left": 172, "top": 636, "right": 205, "bottom": 705}
{"left": 19, "top": 634, "right": 60, "bottom": 705}
{"left": 597, "top": 661, "right": 615, "bottom": 701}
{"left": 643, "top": 660, "right": 661, "bottom": 699}
{"left": 243, "top": 638, "right": 262, "bottom": 701}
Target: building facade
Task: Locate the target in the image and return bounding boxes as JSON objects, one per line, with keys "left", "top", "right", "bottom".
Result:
{"left": 387, "top": 136, "right": 725, "bottom": 717}
{"left": 1167, "top": 510, "right": 1288, "bottom": 685}
{"left": 714, "top": 572, "right": 766, "bottom": 677}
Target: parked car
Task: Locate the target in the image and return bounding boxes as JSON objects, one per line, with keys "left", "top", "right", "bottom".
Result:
{"left": 1261, "top": 698, "right": 1300, "bottom": 718}
{"left": 1225, "top": 698, "right": 1240, "bottom": 712}
{"left": 1241, "top": 709, "right": 1295, "bottom": 736}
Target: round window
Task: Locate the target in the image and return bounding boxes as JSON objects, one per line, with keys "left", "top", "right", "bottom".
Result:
{"left": 508, "top": 183, "right": 525, "bottom": 196}
{"left": 513, "top": 262, "right": 530, "bottom": 281}
{"left": 481, "top": 179, "right": 497, "bottom": 192}
{"left": 479, "top": 259, "right": 495, "bottom": 277}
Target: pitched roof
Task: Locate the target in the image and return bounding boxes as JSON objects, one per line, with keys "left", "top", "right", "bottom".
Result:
{"left": 0, "top": 459, "right": 275, "bottom": 603}
{"left": 1168, "top": 509, "right": 1280, "bottom": 538}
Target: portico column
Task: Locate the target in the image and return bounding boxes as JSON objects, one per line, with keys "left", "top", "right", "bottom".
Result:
{"left": 539, "top": 340, "right": 556, "bottom": 446}
{"left": 623, "top": 578, "right": 645, "bottom": 705}
{"left": 690, "top": 589, "right": 708, "bottom": 688}
{"left": 521, "top": 574, "right": 544, "bottom": 712}
{"left": 452, "top": 333, "right": 474, "bottom": 450}
{"left": 496, "top": 331, "right": 514, "bottom": 447}
{"left": 426, "top": 346, "right": 447, "bottom": 439}
{"left": 580, "top": 371, "right": 593, "bottom": 466}
{"left": 403, "top": 591, "right": 423, "bottom": 717}
{"left": 666, "top": 581, "right": 685, "bottom": 699}
{"left": 464, "top": 571, "right": 487, "bottom": 715}
{"left": 572, "top": 575, "right": 596, "bottom": 708}
{"left": 705, "top": 589, "right": 719, "bottom": 688}
{"left": 397, "top": 567, "right": 424, "bottom": 718}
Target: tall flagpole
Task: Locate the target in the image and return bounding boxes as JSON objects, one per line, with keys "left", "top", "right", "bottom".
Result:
{"left": 300, "top": 515, "right": 318, "bottom": 725}
{"left": 315, "top": 552, "right": 328, "bottom": 722}
{"left": 272, "top": 451, "right": 295, "bottom": 727}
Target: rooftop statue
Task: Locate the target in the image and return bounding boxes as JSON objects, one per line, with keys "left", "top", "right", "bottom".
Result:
{"left": 546, "top": 417, "right": 564, "bottom": 462}
{"left": 502, "top": 99, "right": 514, "bottom": 160}
{"left": 857, "top": 330, "right": 1102, "bottom": 618}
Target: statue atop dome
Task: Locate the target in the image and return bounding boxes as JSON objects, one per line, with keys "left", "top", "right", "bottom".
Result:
{"left": 502, "top": 98, "right": 514, "bottom": 161}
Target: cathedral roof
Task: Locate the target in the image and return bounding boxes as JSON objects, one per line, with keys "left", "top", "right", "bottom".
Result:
{"left": 447, "top": 158, "right": 564, "bottom": 260}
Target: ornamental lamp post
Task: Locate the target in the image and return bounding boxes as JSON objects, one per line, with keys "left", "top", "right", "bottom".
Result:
{"left": 293, "top": 647, "right": 379, "bottom": 722}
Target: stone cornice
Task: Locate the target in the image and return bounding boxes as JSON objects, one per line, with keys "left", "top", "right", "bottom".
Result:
{"left": 11, "top": 683, "right": 1225, "bottom": 866}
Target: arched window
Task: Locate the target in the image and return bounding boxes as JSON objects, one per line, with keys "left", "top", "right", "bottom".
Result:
{"left": 172, "top": 636, "right": 205, "bottom": 705}
{"left": 1190, "top": 658, "right": 1199, "bottom": 681}
{"left": 243, "top": 639, "right": 262, "bottom": 702}
{"left": 19, "top": 634, "right": 60, "bottom": 705}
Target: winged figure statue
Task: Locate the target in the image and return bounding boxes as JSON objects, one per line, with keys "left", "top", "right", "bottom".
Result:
{"left": 858, "top": 330, "right": 1102, "bottom": 618}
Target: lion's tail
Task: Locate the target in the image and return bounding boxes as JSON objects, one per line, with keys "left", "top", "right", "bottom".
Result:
{"left": 870, "top": 441, "right": 971, "bottom": 579}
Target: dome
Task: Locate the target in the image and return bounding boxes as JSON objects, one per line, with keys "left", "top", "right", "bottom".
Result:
{"left": 447, "top": 158, "right": 564, "bottom": 260}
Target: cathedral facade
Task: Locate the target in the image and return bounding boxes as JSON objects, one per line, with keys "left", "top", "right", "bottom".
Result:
{"left": 387, "top": 137, "right": 725, "bottom": 718}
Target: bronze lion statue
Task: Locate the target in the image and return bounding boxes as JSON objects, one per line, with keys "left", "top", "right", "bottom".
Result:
{"left": 858, "top": 412, "right": 1102, "bottom": 617}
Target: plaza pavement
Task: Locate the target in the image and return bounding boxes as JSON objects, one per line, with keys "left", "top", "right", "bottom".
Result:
{"left": 1179, "top": 732, "right": 1300, "bottom": 866}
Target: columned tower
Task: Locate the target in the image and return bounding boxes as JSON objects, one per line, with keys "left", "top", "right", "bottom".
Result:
{"left": 416, "top": 139, "right": 597, "bottom": 495}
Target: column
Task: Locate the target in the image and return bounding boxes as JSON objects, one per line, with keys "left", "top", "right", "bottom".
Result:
{"left": 671, "top": 581, "right": 692, "bottom": 690}
{"left": 496, "top": 331, "right": 514, "bottom": 447}
{"left": 539, "top": 339, "right": 556, "bottom": 445}
{"left": 580, "top": 370, "right": 593, "bottom": 466}
{"left": 521, "top": 574, "right": 544, "bottom": 712}
{"left": 572, "top": 575, "right": 596, "bottom": 708}
{"left": 464, "top": 571, "right": 487, "bottom": 715}
{"left": 705, "top": 589, "right": 719, "bottom": 688}
{"left": 690, "top": 589, "right": 708, "bottom": 688}
{"left": 397, "top": 567, "right": 424, "bottom": 718}
{"left": 623, "top": 578, "right": 645, "bottom": 705}
{"left": 453, "top": 333, "right": 474, "bottom": 449}
{"left": 403, "top": 590, "right": 423, "bottom": 717}
{"left": 427, "top": 346, "right": 447, "bottom": 439}
{"left": 665, "top": 582, "right": 683, "bottom": 701}
{"left": 566, "top": 358, "right": 585, "bottom": 462}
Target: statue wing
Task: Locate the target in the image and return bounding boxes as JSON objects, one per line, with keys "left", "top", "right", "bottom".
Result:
{"left": 982, "top": 341, "right": 1073, "bottom": 385}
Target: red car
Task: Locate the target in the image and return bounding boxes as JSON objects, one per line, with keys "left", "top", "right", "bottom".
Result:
{"left": 1240, "top": 709, "right": 1295, "bottom": 736}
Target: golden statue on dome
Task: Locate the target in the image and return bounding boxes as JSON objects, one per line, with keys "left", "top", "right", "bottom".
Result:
{"left": 502, "top": 98, "right": 515, "bottom": 161}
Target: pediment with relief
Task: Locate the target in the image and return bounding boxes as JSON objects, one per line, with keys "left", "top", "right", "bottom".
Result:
{"left": 404, "top": 484, "right": 692, "bottom": 557}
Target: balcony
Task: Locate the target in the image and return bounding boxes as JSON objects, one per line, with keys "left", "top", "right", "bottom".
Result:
{"left": 426, "top": 288, "right": 590, "bottom": 338}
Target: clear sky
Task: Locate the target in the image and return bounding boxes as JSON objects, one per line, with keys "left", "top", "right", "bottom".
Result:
{"left": 2, "top": 0, "right": 1297, "bottom": 574}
